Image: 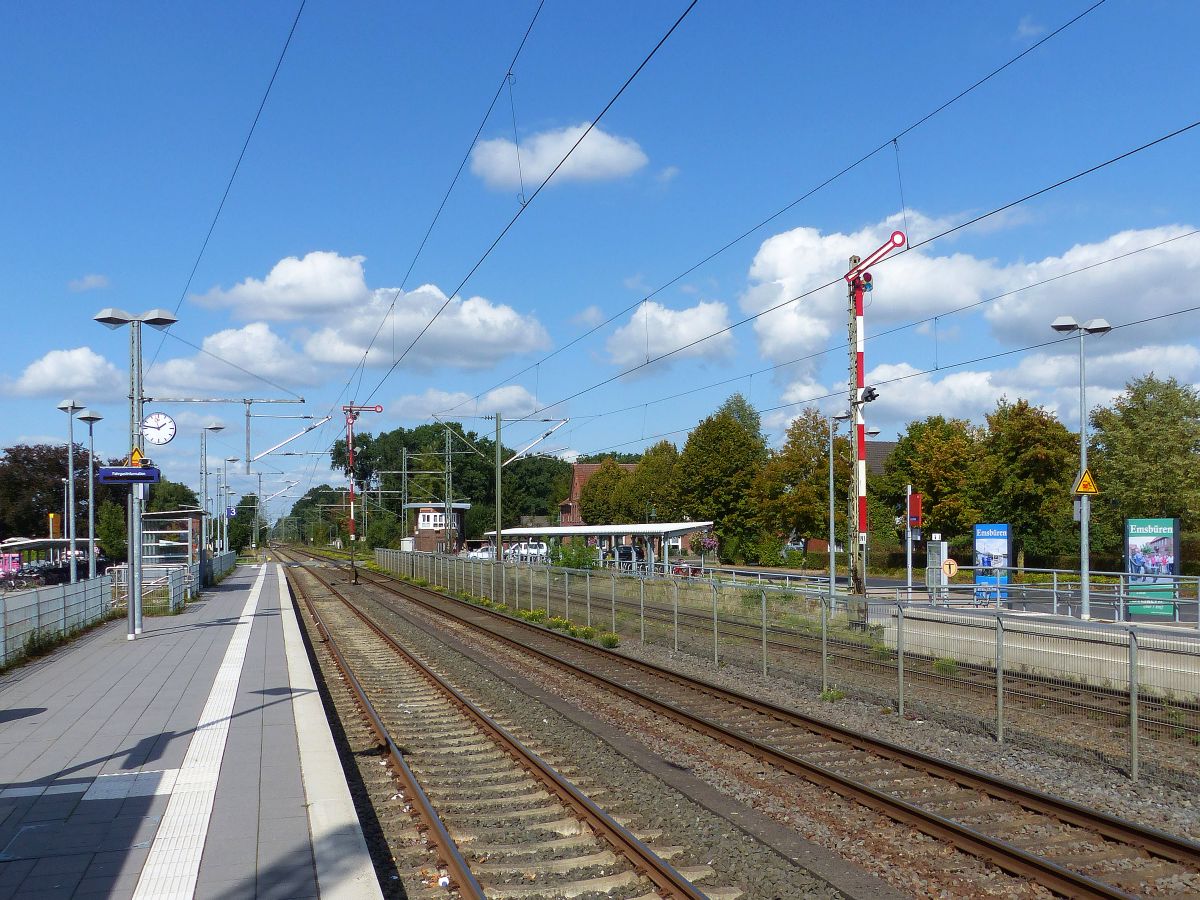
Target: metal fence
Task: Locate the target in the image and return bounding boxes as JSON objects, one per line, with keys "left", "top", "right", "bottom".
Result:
{"left": 0, "top": 576, "right": 115, "bottom": 667}
{"left": 211, "top": 552, "right": 237, "bottom": 581}
{"left": 376, "top": 549, "right": 1200, "bottom": 781}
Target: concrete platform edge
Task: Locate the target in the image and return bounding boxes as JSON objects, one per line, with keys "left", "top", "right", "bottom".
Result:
{"left": 277, "top": 564, "right": 384, "bottom": 900}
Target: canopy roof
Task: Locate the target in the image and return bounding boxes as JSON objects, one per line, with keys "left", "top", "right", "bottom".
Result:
{"left": 484, "top": 522, "right": 711, "bottom": 540}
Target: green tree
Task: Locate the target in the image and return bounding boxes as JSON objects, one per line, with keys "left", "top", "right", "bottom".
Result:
{"left": 579, "top": 458, "right": 629, "bottom": 525}
{"left": 613, "top": 440, "right": 681, "bottom": 523}
{"left": 877, "top": 416, "right": 984, "bottom": 546}
{"left": 716, "top": 392, "right": 765, "bottom": 448}
{"left": 1090, "top": 374, "right": 1200, "bottom": 544}
{"left": 978, "top": 398, "right": 1078, "bottom": 569}
{"left": 677, "top": 406, "right": 767, "bottom": 563}
{"left": 96, "top": 499, "right": 127, "bottom": 561}
{"left": 751, "top": 408, "right": 848, "bottom": 544}
{"left": 147, "top": 478, "right": 199, "bottom": 513}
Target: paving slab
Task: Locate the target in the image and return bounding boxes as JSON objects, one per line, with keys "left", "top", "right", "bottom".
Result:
{"left": 0, "top": 563, "right": 381, "bottom": 899}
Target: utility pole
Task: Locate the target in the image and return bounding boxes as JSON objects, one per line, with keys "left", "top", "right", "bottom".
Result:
{"left": 444, "top": 426, "right": 453, "bottom": 553}
{"left": 844, "top": 230, "right": 905, "bottom": 595}
{"left": 402, "top": 447, "right": 409, "bottom": 538}
{"left": 342, "top": 404, "right": 383, "bottom": 584}
{"left": 495, "top": 412, "right": 502, "bottom": 570}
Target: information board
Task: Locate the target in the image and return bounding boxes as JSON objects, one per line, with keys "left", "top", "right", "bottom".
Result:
{"left": 1125, "top": 518, "right": 1180, "bottom": 615}
{"left": 974, "top": 523, "right": 1011, "bottom": 600}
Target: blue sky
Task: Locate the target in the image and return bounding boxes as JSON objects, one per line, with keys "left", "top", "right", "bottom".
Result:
{"left": 3, "top": 1, "right": 1199, "bottom": 519}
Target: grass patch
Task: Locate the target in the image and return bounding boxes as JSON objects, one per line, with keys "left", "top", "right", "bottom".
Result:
{"left": 932, "top": 657, "right": 958, "bottom": 678}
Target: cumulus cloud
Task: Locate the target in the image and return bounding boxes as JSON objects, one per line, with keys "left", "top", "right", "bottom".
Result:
{"left": 195, "top": 251, "right": 370, "bottom": 320}
{"left": 471, "top": 123, "right": 648, "bottom": 190}
{"left": 147, "top": 322, "right": 318, "bottom": 396}
{"left": 6, "top": 347, "right": 123, "bottom": 397}
{"left": 391, "top": 385, "right": 541, "bottom": 420}
{"left": 605, "top": 300, "right": 733, "bottom": 371}
{"left": 68, "top": 274, "right": 109, "bottom": 292}
{"left": 304, "top": 283, "right": 550, "bottom": 371}
{"left": 572, "top": 305, "right": 606, "bottom": 328}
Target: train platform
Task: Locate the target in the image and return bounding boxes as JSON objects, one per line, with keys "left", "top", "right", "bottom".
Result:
{"left": 0, "top": 563, "right": 382, "bottom": 900}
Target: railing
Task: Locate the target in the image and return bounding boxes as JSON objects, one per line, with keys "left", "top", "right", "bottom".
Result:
{"left": 376, "top": 549, "right": 1200, "bottom": 782}
{"left": 0, "top": 576, "right": 114, "bottom": 667}
{"left": 211, "top": 551, "right": 237, "bottom": 581}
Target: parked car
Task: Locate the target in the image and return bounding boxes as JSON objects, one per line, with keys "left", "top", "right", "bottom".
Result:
{"left": 466, "top": 545, "right": 495, "bottom": 560}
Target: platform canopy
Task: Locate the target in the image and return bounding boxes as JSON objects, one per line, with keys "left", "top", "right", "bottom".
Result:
{"left": 484, "top": 522, "right": 711, "bottom": 540}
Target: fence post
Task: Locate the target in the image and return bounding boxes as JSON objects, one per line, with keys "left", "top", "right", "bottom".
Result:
{"left": 761, "top": 588, "right": 768, "bottom": 678}
{"left": 673, "top": 580, "right": 679, "bottom": 652}
{"left": 565, "top": 572, "right": 570, "bottom": 622}
{"left": 639, "top": 575, "right": 645, "bottom": 645}
{"left": 712, "top": 580, "right": 719, "bottom": 666}
{"left": 1129, "top": 628, "right": 1139, "bottom": 781}
{"left": 1, "top": 596, "right": 7, "bottom": 666}
{"left": 896, "top": 603, "right": 905, "bottom": 716}
{"left": 1052, "top": 571, "right": 1058, "bottom": 615}
{"left": 996, "top": 615, "right": 1005, "bottom": 743}
{"left": 821, "top": 595, "right": 828, "bottom": 694}
{"left": 610, "top": 573, "right": 617, "bottom": 635}
{"left": 545, "top": 567, "right": 551, "bottom": 615}
{"left": 586, "top": 571, "right": 592, "bottom": 628}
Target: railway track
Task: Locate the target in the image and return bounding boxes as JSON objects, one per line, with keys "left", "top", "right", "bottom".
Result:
{"left": 426, "top": 559, "right": 1200, "bottom": 756}
{"left": 279, "top": 553, "right": 725, "bottom": 899}
{"left": 289, "top": 546, "right": 1200, "bottom": 898}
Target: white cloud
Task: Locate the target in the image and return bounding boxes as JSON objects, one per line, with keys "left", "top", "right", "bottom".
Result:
{"left": 656, "top": 165, "right": 680, "bottom": 183}
{"left": 740, "top": 211, "right": 1000, "bottom": 373}
{"left": 304, "top": 283, "right": 550, "bottom": 371}
{"left": 195, "top": 251, "right": 370, "bottom": 320}
{"left": 148, "top": 322, "right": 318, "bottom": 396}
{"left": 983, "top": 226, "right": 1200, "bottom": 347}
{"left": 572, "top": 305, "right": 606, "bottom": 328}
{"left": 606, "top": 300, "right": 733, "bottom": 371}
{"left": 1015, "top": 15, "right": 1046, "bottom": 41}
{"left": 471, "top": 123, "right": 648, "bottom": 190}
{"left": 6, "top": 347, "right": 122, "bottom": 398}
{"left": 68, "top": 273, "right": 109, "bottom": 292}
{"left": 391, "top": 385, "right": 541, "bottom": 420}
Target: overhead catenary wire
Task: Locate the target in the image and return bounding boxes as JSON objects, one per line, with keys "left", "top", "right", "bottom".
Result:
{"left": 507, "top": 116, "right": 1200, "bottom": 425}
{"left": 437, "top": 0, "right": 1111, "bottom": 418}
{"left": 570, "top": 302, "right": 1200, "bottom": 457}
{"left": 146, "top": 0, "right": 307, "bottom": 375}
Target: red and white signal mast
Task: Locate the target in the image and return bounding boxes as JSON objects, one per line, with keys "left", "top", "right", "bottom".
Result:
{"left": 844, "top": 230, "right": 905, "bottom": 595}
{"left": 342, "top": 404, "right": 383, "bottom": 584}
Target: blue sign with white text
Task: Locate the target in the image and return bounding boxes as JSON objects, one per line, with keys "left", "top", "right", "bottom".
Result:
{"left": 98, "top": 466, "right": 161, "bottom": 485}
{"left": 974, "top": 523, "right": 1011, "bottom": 600}
{"left": 226, "top": 507, "right": 236, "bottom": 519}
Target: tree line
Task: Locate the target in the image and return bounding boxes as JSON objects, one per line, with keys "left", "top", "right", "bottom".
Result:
{"left": 575, "top": 375, "right": 1200, "bottom": 570}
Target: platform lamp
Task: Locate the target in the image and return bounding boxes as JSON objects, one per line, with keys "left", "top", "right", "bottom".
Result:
{"left": 1050, "top": 315, "right": 1111, "bottom": 620}
{"left": 77, "top": 408, "right": 103, "bottom": 578}
{"left": 94, "top": 307, "right": 178, "bottom": 638}
{"left": 223, "top": 457, "right": 239, "bottom": 553}
{"left": 200, "top": 424, "right": 224, "bottom": 571}
{"left": 57, "top": 399, "right": 85, "bottom": 584}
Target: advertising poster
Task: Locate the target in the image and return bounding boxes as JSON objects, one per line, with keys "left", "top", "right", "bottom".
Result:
{"left": 974, "top": 523, "right": 1011, "bottom": 600}
{"left": 1125, "top": 518, "right": 1180, "bottom": 614}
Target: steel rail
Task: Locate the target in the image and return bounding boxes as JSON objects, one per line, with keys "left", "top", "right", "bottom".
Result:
{"left": 302, "top": 549, "right": 1200, "bottom": 898}
{"left": 279, "top": 559, "right": 486, "bottom": 898}
{"left": 280, "top": 550, "right": 707, "bottom": 900}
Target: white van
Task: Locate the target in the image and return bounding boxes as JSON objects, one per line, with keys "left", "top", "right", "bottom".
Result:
{"left": 513, "top": 541, "right": 549, "bottom": 563}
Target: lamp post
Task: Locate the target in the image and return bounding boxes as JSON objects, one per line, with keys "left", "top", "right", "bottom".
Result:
{"left": 1051, "top": 316, "right": 1111, "bottom": 620}
{"left": 57, "top": 399, "right": 84, "bottom": 584}
{"left": 828, "top": 411, "right": 852, "bottom": 601}
{"left": 77, "top": 409, "right": 103, "bottom": 578}
{"left": 94, "top": 308, "right": 178, "bottom": 638}
{"left": 223, "top": 458, "right": 238, "bottom": 553}
{"left": 200, "top": 425, "right": 224, "bottom": 579}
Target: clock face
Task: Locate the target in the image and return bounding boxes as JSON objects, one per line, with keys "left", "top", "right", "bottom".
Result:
{"left": 142, "top": 412, "right": 177, "bottom": 445}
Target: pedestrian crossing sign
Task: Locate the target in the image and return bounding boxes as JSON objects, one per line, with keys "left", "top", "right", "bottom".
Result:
{"left": 1074, "top": 468, "right": 1100, "bottom": 495}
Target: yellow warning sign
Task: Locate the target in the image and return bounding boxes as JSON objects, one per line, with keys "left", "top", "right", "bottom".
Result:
{"left": 129, "top": 447, "right": 145, "bottom": 466}
{"left": 1074, "top": 468, "right": 1100, "bottom": 495}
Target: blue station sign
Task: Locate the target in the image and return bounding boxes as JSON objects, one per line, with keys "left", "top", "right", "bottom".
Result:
{"left": 98, "top": 466, "right": 162, "bottom": 485}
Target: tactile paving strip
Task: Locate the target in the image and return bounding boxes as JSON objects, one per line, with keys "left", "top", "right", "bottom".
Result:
{"left": 131, "top": 566, "right": 267, "bottom": 900}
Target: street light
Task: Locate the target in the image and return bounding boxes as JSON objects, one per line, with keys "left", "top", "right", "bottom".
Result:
{"left": 828, "top": 411, "right": 852, "bottom": 601}
{"left": 94, "top": 307, "right": 178, "bottom": 639}
{"left": 77, "top": 408, "right": 103, "bottom": 578}
{"left": 200, "top": 424, "right": 224, "bottom": 578}
{"left": 223, "top": 457, "right": 239, "bottom": 553}
{"left": 57, "top": 399, "right": 84, "bottom": 584}
{"left": 1051, "top": 315, "right": 1112, "bottom": 620}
